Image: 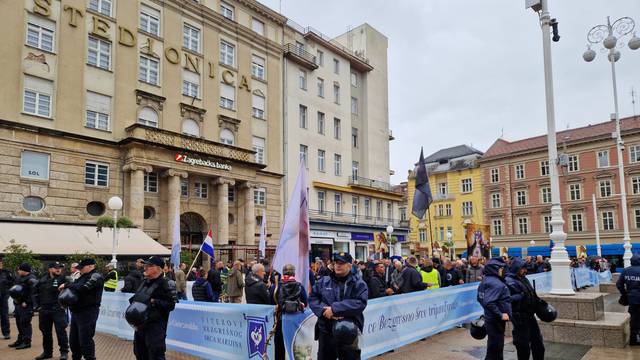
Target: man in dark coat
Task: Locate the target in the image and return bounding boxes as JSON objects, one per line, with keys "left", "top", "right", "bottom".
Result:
{"left": 399, "top": 257, "right": 428, "bottom": 294}
{"left": 245, "top": 263, "right": 271, "bottom": 305}
{"left": 440, "top": 260, "right": 464, "bottom": 287}
{"left": 367, "top": 262, "right": 393, "bottom": 299}
{"left": 207, "top": 261, "right": 223, "bottom": 303}
{"left": 0, "top": 257, "right": 14, "bottom": 340}
{"left": 477, "top": 258, "right": 511, "bottom": 360}
{"left": 617, "top": 254, "right": 640, "bottom": 345}
{"left": 506, "top": 258, "right": 544, "bottom": 360}
{"left": 34, "top": 262, "right": 69, "bottom": 360}
{"left": 121, "top": 259, "right": 144, "bottom": 293}
{"left": 9, "top": 263, "right": 38, "bottom": 350}
{"left": 309, "top": 252, "right": 368, "bottom": 360}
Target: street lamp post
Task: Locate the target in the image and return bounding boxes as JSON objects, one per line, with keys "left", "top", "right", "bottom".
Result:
{"left": 592, "top": 194, "right": 603, "bottom": 258}
{"left": 108, "top": 196, "right": 123, "bottom": 267}
{"left": 447, "top": 231, "right": 454, "bottom": 259}
{"left": 386, "top": 225, "right": 395, "bottom": 256}
{"left": 583, "top": 16, "right": 639, "bottom": 268}
{"left": 528, "top": 0, "right": 574, "bottom": 295}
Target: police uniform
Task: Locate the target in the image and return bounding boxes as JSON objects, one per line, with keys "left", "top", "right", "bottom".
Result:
{"left": 0, "top": 257, "right": 15, "bottom": 339}
{"left": 309, "top": 252, "right": 368, "bottom": 360}
{"left": 130, "top": 256, "right": 177, "bottom": 360}
{"left": 617, "top": 254, "right": 640, "bottom": 345}
{"left": 65, "top": 258, "right": 104, "bottom": 360}
{"left": 35, "top": 262, "right": 70, "bottom": 360}
{"left": 506, "top": 258, "right": 544, "bottom": 360}
{"left": 104, "top": 267, "right": 118, "bottom": 292}
{"left": 9, "top": 263, "right": 38, "bottom": 349}
{"left": 477, "top": 258, "right": 512, "bottom": 360}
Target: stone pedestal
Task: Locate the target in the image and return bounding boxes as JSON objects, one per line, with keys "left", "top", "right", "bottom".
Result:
{"left": 612, "top": 272, "right": 621, "bottom": 283}
{"left": 539, "top": 292, "right": 604, "bottom": 321}
{"left": 599, "top": 282, "right": 619, "bottom": 294}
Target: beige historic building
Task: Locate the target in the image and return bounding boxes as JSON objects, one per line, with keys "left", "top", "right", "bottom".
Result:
{"left": 0, "top": 0, "right": 285, "bottom": 258}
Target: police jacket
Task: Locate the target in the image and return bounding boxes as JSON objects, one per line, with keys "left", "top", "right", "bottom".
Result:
{"left": 367, "top": 273, "right": 387, "bottom": 299}
{"left": 36, "top": 273, "right": 68, "bottom": 311}
{"left": 617, "top": 254, "right": 640, "bottom": 305}
{"left": 130, "top": 275, "right": 177, "bottom": 323}
{"left": 399, "top": 266, "right": 428, "bottom": 294}
{"left": 245, "top": 273, "right": 270, "bottom": 305}
{"left": 477, "top": 259, "right": 511, "bottom": 321}
{"left": 14, "top": 273, "right": 38, "bottom": 306}
{"left": 505, "top": 258, "right": 536, "bottom": 315}
{"left": 207, "top": 268, "right": 223, "bottom": 292}
{"left": 0, "top": 268, "right": 15, "bottom": 293}
{"left": 309, "top": 272, "right": 368, "bottom": 333}
{"left": 121, "top": 269, "right": 144, "bottom": 293}
{"left": 65, "top": 270, "right": 103, "bottom": 312}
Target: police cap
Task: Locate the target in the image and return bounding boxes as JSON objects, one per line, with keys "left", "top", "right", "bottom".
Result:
{"left": 143, "top": 256, "right": 165, "bottom": 268}
{"left": 48, "top": 261, "right": 64, "bottom": 269}
{"left": 333, "top": 252, "right": 353, "bottom": 264}
{"left": 77, "top": 258, "right": 96, "bottom": 269}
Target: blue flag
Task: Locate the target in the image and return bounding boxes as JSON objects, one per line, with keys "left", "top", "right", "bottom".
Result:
{"left": 412, "top": 148, "right": 433, "bottom": 219}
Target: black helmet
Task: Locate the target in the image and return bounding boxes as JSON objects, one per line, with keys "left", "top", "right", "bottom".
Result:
{"left": 8, "top": 284, "right": 24, "bottom": 300}
{"left": 469, "top": 318, "right": 487, "bottom": 340}
{"left": 58, "top": 288, "right": 79, "bottom": 307}
{"left": 125, "top": 301, "right": 150, "bottom": 329}
{"left": 536, "top": 300, "right": 558, "bottom": 322}
{"left": 332, "top": 319, "right": 359, "bottom": 346}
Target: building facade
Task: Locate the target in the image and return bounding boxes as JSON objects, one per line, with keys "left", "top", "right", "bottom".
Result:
{"left": 282, "top": 22, "right": 407, "bottom": 261}
{"left": 479, "top": 116, "right": 640, "bottom": 251}
{"left": 407, "top": 145, "right": 484, "bottom": 258}
{"left": 0, "top": 0, "right": 286, "bottom": 258}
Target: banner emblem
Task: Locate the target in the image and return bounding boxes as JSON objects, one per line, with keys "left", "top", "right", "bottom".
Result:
{"left": 245, "top": 315, "right": 268, "bottom": 359}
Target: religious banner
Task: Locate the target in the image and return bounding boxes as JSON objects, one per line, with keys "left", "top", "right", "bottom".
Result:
{"left": 577, "top": 245, "right": 587, "bottom": 259}
{"left": 374, "top": 232, "right": 390, "bottom": 258}
{"left": 499, "top": 246, "right": 509, "bottom": 258}
{"left": 466, "top": 224, "right": 491, "bottom": 259}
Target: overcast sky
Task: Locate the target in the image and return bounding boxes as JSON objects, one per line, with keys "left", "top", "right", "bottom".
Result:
{"left": 259, "top": 0, "right": 640, "bottom": 184}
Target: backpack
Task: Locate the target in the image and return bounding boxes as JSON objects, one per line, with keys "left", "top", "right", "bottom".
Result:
{"left": 279, "top": 281, "right": 302, "bottom": 314}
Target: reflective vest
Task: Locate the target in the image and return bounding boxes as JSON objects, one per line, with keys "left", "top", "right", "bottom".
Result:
{"left": 420, "top": 269, "right": 440, "bottom": 290}
{"left": 104, "top": 270, "right": 118, "bottom": 290}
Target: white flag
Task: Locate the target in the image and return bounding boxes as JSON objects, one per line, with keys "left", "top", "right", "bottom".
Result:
{"left": 170, "top": 199, "right": 181, "bottom": 270}
{"left": 258, "top": 209, "right": 267, "bottom": 258}
{"left": 272, "top": 160, "right": 310, "bottom": 290}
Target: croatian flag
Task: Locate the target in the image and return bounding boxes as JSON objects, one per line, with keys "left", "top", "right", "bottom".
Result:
{"left": 202, "top": 229, "right": 215, "bottom": 259}
{"left": 258, "top": 209, "right": 267, "bottom": 259}
{"left": 272, "top": 160, "right": 310, "bottom": 290}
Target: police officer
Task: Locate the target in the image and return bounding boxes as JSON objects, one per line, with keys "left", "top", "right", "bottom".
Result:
{"left": 617, "top": 254, "right": 640, "bottom": 345}
{"left": 103, "top": 263, "right": 118, "bottom": 292}
{"left": 60, "top": 258, "right": 103, "bottom": 360}
{"left": 477, "top": 258, "right": 511, "bottom": 360}
{"left": 9, "top": 263, "right": 38, "bottom": 350}
{"left": 309, "top": 252, "right": 368, "bottom": 360}
{"left": 0, "top": 257, "right": 15, "bottom": 340}
{"left": 35, "top": 262, "right": 70, "bottom": 360}
{"left": 506, "top": 258, "right": 544, "bottom": 360}
{"left": 130, "top": 256, "right": 177, "bottom": 360}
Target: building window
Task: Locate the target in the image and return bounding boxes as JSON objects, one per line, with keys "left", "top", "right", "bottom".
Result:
{"left": 252, "top": 136, "right": 265, "bottom": 165}
{"left": 194, "top": 182, "right": 208, "bottom": 199}
{"left": 461, "top": 178, "right": 472, "bottom": 193}
{"left": 220, "top": 2, "right": 234, "bottom": 20}
{"left": 334, "top": 118, "right": 341, "bottom": 139}
{"left": 518, "top": 217, "right": 529, "bottom": 234}
{"left": 597, "top": 150, "right": 610, "bottom": 168}
{"left": 333, "top": 58, "right": 340, "bottom": 74}
{"left": 492, "top": 219, "right": 503, "bottom": 236}
{"left": 635, "top": 209, "right": 640, "bottom": 228}
{"left": 144, "top": 172, "right": 158, "bottom": 192}
{"left": 220, "top": 40, "right": 235, "bottom": 66}
{"left": 599, "top": 179, "right": 613, "bottom": 198}
{"left": 139, "top": 55, "right": 159, "bottom": 85}
{"left": 541, "top": 186, "right": 551, "bottom": 203}
{"left": 491, "top": 192, "right": 501, "bottom": 208}
{"left": 543, "top": 215, "right": 552, "bottom": 233}
{"left": 252, "top": 93, "right": 265, "bottom": 119}
{"left": 419, "top": 229, "right": 427, "bottom": 243}
{"left": 299, "top": 144, "right": 308, "bottom": 167}
{"left": 180, "top": 179, "right": 188, "bottom": 197}
{"left": 219, "top": 129, "right": 235, "bottom": 145}
{"left": 516, "top": 190, "right": 527, "bottom": 206}
{"left": 27, "top": 16, "right": 55, "bottom": 52}
{"left": 601, "top": 211, "right": 615, "bottom": 230}
{"left": 387, "top": 203, "right": 393, "bottom": 221}
{"left": 87, "top": 201, "right": 106, "bottom": 216}
{"left": 316, "top": 50, "right": 324, "bottom": 66}
{"left": 571, "top": 213, "right": 584, "bottom": 232}
{"left": 317, "top": 149, "right": 325, "bottom": 172}
{"left": 437, "top": 205, "right": 444, "bottom": 216}
{"left": 515, "top": 164, "right": 525, "bottom": 180}
{"left": 490, "top": 168, "right": 499, "bottom": 183}
{"left": 317, "top": 191, "right": 325, "bottom": 213}
{"left": 462, "top": 201, "right": 473, "bottom": 216}
{"left": 351, "top": 97, "right": 358, "bottom": 115}
{"left": 227, "top": 186, "right": 235, "bottom": 202}
{"left": 333, "top": 84, "right": 340, "bottom": 104}
{"left": 569, "top": 183, "right": 582, "bottom": 201}
{"left": 351, "top": 128, "right": 358, "bottom": 148}
{"left": 23, "top": 76, "right": 52, "bottom": 118}
{"left": 632, "top": 176, "right": 640, "bottom": 195}
{"left": 540, "top": 160, "right": 549, "bottom": 176}
{"left": 376, "top": 200, "right": 383, "bottom": 220}
{"left": 364, "top": 198, "right": 371, "bottom": 218}
{"left": 21, "top": 151, "right": 50, "bottom": 180}
{"left": 138, "top": 107, "right": 158, "bottom": 127}
{"left": 352, "top": 161, "right": 359, "bottom": 179}
{"left": 298, "top": 69, "right": 307, "bottom": 90}
{"left": 351, "top": 72, "right": 359, "bottom": 87}
{"left": 85, "top": 161, "right": 109, "bottom": 187}
{"left": 400, "top": 207, "right": 407, "bottom": 221}
{"left": 182, "top": 118, "right": 200, "bottom": 137}
{"left": 182, "top": 24, "right": 200, "bottom": 52}
{"left": 352, "top": 196, "right": 359, "bottom": 217}
{"left": 139, "top": 5, "right": 160, "bottom": 36}
{"left": 438, "top": 183, "right": 447, "bottom": 196}
{"left": 254, "top": 188, "right": 266, "bottom": 205}
{"left": 23, "top": 196, "right": 45, "bottom": 213}
{"left": 251, "top": 18, "right": 264, "bottom": 35}
{"left": 317, "top": 112, "right": 325, "bottom": 135}
{"left": 85, "top": 92, "right": 111, "bottom": 131}
{"left": 334, "top": 154, "right": 342, "bottom": 176}
{"left": 445, "top": 204, "right": 452, "bottom": 216}
{"left": 182, "top": 70, "right": 200, "bottom": 98}
{"left": 88, "top": 36, "right": 111, "bottom": 70}
{"left": 251, "top": 55, "right": 265, "bottom": 80}
{"left": 317, "top": 78, "right": 324, "bottom": 97}
{"left": 220, "top": 83, "right": 235, "bottom": 109}
{"left": 439, "top": 227, "right": 445, "bottom": 241}
{"left": 89, "top": 0, "right": 112, "bottom": 17}
{"left": 568, "top": 155, "right": 579, "bottom": 172}
{"left": 335, "top": 194, "right": 342, "bottom": 215}
{"left": 299, "top": 105, "right": 307, "bottom": 129}
{"left": 630, "top": 145, "right": 640, "bottom": 163}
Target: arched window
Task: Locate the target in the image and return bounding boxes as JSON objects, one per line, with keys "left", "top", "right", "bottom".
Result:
{"left": 220, "top": 129, "right": 235, "bottom": 145}
{"left": 137, "top": 107, "right": 159, "bottom": 127}
{"left": 182, "top": 118, "right": 200, "bottom": 137}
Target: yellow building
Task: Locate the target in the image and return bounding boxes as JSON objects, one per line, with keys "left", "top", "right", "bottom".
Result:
{"left": 407, "top": 145, "right": 484, "bottom": 258}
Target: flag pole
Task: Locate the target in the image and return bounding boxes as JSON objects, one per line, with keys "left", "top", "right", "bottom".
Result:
{"left": 188, "top": 245, "right": 203, "bottom": 275}
{"left": 427, "top": 208, "right": 435, "bottom": 258}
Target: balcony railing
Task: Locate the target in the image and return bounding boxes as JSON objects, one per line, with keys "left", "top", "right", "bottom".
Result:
{"left": 348, "top": 176, "right": 393, "bottom": 192}
{"left": 309, "top": 209, "right": 407, "bottom": 229}
{"left": 283, "top": 43, "right": 318, "bottom": 70}
{"left": 433, "top": 193, "right": 455, "bottom": 202}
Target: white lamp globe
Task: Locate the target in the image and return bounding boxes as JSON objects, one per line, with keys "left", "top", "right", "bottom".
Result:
{"left": 582, "top": 48, "right": 596, "bottom": 62}
{"left": 629, "top": 34, "right": 640, "bottom": 50}
{"left": 608, "top": 50, "right": 621, "bottom": 63}
{"left": 530, "top": 239, "right": 536, "bottom": 245}
{"left": 108, "top": 196, "right": 123, "bottom": 211}
{"left": 386, "top": 225, "right": 394, "bottom": 234}
{"left": 603, "top": 35, "right": 618, "bottom": 49}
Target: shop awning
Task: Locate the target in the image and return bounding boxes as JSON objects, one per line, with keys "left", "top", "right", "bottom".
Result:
{"left": 0, "top": 222, "right": 170, "bottom": 256}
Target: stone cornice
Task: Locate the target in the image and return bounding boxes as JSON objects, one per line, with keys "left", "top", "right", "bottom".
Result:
{"left": 214, "top": 177, "right": 236, "bottom": 186}
{"left": 122, "top": 163, "right": 153, "bottom": 173}
{"left": 162, "top": 169, "right": 188, "bottom": 178}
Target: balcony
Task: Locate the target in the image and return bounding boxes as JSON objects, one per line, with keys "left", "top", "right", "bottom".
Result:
{"left": 283, "top": 43, "right": 318, "bottom": 70}
{"left": 433, "top": 193, "right": 455, "bottom": 202}
{"left": 309, "top": 209, "right": 407, "bottom": 229}
{"left": 348, "top": 176, "right": 393, "bottom": 192}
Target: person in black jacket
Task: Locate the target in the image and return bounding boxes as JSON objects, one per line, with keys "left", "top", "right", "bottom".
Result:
{"left": 130, "top": 256, "right": 178, "bottom": 360}
{"left": 207, "top": 261, "right": 223, "bottom": 303}
{"left": 9, "top": 263, "right": 38, "bottom": 350}
{"left": 441, "top": 260, "right": 464, "bottom": 287}
{"left": 399, "top": 257, "right": 428, "bottom": 294}
{"left": 617, "top": 254, "right": 640, "bottom": 345}
{"left": 368, "top": 262, "right": 393, "bottom": 298}
{"left": 34, "top": 262, "right": 69, "bottom": 360}
{"left": 506, "top": 258, "right": 544, "bottom": 360}
{"left": 245, "top": 264, "right": 271, "bottom": 305}
{"left": 0, "top": 257, "right": 14, "bottom": 340}
{"left": 191, "top": 270, "right": 215, "bottom": 302}
{"left": 60, "top": 258, "right": 103, "bottom": 360}
{"left": 121, "top": 259, "right": 144, "bottom": 293}
{"left": 477, "top": 258, "right": 511, "bottom": 360}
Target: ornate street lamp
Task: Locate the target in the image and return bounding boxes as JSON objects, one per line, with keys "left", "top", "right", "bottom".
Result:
{"left": 108, "top": 196, "right": 123, "bottom": 267}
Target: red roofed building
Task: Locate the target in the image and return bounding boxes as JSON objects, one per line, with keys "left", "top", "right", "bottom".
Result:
{"left": 479, "top": 116, "right": 640, "bottom": 258}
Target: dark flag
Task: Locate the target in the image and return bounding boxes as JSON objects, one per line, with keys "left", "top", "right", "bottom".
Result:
{"left": 412, "top": 148, "right": 433, "bottom": 219}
